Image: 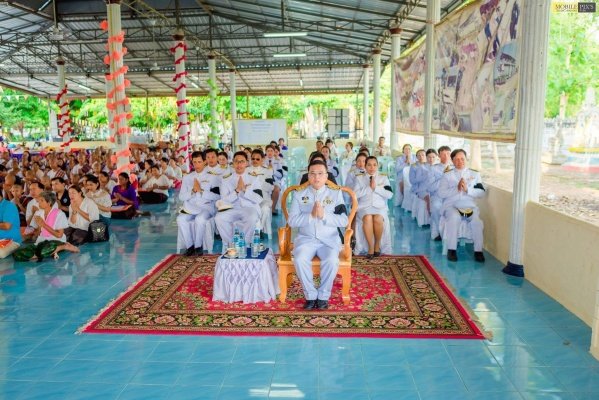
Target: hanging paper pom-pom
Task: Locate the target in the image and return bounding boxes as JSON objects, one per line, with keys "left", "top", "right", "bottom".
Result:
{"left": 99, "top": 20, "right": 109, "bottom": 31}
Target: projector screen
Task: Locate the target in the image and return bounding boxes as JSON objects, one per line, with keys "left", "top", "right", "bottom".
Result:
{"left": 235, "top": 119, "right": 287, "bottom": 146}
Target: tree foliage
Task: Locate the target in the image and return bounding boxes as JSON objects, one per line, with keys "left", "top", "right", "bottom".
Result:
{"left": 546, "top": 10, "right": 599, "bottom": 117}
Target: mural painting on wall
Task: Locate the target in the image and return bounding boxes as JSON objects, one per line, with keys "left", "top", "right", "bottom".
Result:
{"left": 395, "top": 0, "right": 521, "bottom": 141}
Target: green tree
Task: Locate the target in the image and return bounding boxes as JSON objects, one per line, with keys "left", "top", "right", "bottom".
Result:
{"left": 546, "top": 9, "right": 599, "bottom": 117}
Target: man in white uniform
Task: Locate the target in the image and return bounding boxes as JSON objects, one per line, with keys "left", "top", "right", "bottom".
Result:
{"left": 215, "top": 151, "right": 264, "bottom": 250}
{"left": 177, "top": 151, "right": 221, "bottom": 256}
{"left": 438, "top": 149, "right": 486, "bottom": 262}
{"left": 248, "top": 149, "right": 274, "bottom": 235}
{"left": 429, "top": 145, "right": 452, "bottom": 240}
{"left": 288, "top": 160, "right": 348, "bottom": 310}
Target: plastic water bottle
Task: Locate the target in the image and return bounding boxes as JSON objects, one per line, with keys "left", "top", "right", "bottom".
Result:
{"left": 232, "top": 228, "right": 240, "bottom": 256}
{"left": 238, "top": 232, "right": 246, "bottom": 258}
{"left": 251, "top": 228, "right": 260, "bottom": 257}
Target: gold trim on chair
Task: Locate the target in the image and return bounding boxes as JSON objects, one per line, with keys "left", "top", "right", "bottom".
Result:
{"left": 277, "top": 180, "right": 357, "bottom": 305}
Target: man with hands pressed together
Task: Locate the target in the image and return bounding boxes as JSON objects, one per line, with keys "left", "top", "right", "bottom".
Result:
{"left": 177, "top": 151, "right": 221, "bottom": 256}
{"left": 438, "top": 149, "right": 486, "bottom": 262}
{"left": 288, "top": 160, "right": 348, "bottom": 310}
{"left": 215, "top": 151, "right": 264, "bottom": 251}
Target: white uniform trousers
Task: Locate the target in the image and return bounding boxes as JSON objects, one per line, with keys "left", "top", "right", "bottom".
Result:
{"left": 215, "top": 207, "right": 260, "bottom": 250}
{"left": 430, "top": 196, "right": 443, "bottom": 239}
{"left": 443, "top": 208, "right": 484, "bottom": 252}
{"left": 177, "top": 209, "right": 213, "bottom": 249}
{"left": 292, "top": 239, "right": 339, "bottom": 301}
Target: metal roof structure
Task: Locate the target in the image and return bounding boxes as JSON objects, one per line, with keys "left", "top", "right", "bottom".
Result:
{"left": 0, "top": 0, "right": 465, "bottom": 99}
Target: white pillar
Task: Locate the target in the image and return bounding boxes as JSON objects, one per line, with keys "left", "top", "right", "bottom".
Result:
{"left": 173, "top": 30, "right": 190, "bottom": 167}
{"left": 208, "top": 54, "right": 218, "bottom": 148}
{"left": 229, "top": 69, "right": 237, "bottom": 148}
{"left": 105, "top": 72, "right": 114, "bottom": 140}
{"left": 390, "top": 27, "right": 402, "bottom": 152}
{"left": 56, "top": 57, "right": 71, "bottom": 151}
{"left": 362, "top": 64, "right": 370, "bottom": 143}
{"left": 503, "top": 1, "right": 551, "bottom": 278}
{"left": 106, "top": 0, "right": 129, "bottom": 170}
{"left": 372, "top": 48, "right": 382, "bottom": 144}
{"left": 423, "top": 0, "right": 440, "bottom": 150}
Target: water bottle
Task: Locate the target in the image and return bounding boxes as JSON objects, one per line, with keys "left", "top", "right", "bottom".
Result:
{"left": 232, "top": 228, "right": 240, "bottom": 257}
{"left": 251, "top": 228, "right": 260, "bottom": 257}
{"left": 238, "top": 232, "right": 246, "bottom": 258}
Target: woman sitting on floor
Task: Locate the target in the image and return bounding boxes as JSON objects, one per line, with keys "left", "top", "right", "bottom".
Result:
{"left": 352, "top": 156, "right": 393, "bottom": 258}
{"left": 65, "top": 185, "right": 100, "bottom": 246}
{"left": 13, "top": 191, "right": 79, "bottom": 262}
{"left": 84, "top": 175, "right": 112, "bottom": 225}
{"left": 138, "top": 165, "right": 170, "bottom": 204}
{"left": 111, "top": 172, "right": 139, "bottom": 219}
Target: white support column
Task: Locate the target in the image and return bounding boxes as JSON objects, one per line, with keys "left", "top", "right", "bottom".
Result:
{"left": 390, "top": 27, "right": 402, "bottom": 152}
{"left": 229, "top": 69, "right": 237, "bottom": 148}
{"left": 372, "top": 48, "right": 382, "bottom": 144}
{"left": 362, "top": 64, "right": 370, "bottom": 143}
{"left": 173, "top": 30, "right": 190, "bottom": 167}
{"left": 503, "top": 1, "right": 552, "bottom": 278}
{"left": 423, "top": 0, "right": 440, "bottom": 149}
{"left": 104, "top": 73, "right": 114, "bottom": 139}
{"left": 208, "top": 54, "right": 218, "bottom": 148}
{"left": 106, "top": 0, "right": 129, "bottom": 170}
{"left": 56, "top": 57, "right": 71, "bottom": 151}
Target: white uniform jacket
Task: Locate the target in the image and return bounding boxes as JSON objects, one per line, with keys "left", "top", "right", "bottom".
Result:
{"left": 220, "top": 171, "right": 265, "bottom": 214}
{"left": 179, "top": 170, "right": 221, "bottom": 215}
{"left": 288, "top": 186, "right": 348, "bottom": 251}
{"left": 353, "top": 174, "right": 393, "bottom": 210}
{"left": 438, "top": 168, "right": 486, "bottom": 213}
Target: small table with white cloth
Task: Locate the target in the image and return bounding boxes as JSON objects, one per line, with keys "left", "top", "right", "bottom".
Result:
{"left": 212, "top": 248, "right": 280, "bottom": 304}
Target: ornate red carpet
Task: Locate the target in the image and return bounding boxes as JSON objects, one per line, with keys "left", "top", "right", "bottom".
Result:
{"left": 81, "top": 254, "right": 484, "bottom": 339}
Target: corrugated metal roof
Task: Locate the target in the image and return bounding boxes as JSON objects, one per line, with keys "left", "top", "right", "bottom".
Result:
{"left": 0, "top": 0, "right": 465, "bottom": 97}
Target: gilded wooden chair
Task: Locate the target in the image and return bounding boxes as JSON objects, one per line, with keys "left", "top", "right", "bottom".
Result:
{"left": 277, "top": 180, "right": 357, "bottom": 305}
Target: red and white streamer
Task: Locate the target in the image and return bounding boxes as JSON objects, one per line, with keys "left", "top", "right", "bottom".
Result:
{"left": 56, "top": 85, "right": 73, "bottom": 139}
{"left": 171, "top": 38, "right": 191, "bottom": 166}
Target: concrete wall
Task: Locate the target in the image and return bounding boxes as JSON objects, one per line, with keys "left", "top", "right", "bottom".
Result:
{"left": 480, "top": 184, "right": 599, "bottom": 328}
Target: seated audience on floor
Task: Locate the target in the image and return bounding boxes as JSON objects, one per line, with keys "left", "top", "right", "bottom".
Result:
{"left": 0, "top": 190, "right": 22, "bottom": 258}
{"left": 288, "top": 160, "right": 348, "bottom": 310}
{"left": 13, "top": 190, "right": 79, "bottom": 262}
{"left": 84, "top": 175, "right": 112, "bottom": 225}
{"left": 65, "top": 185, "right": 100, "bottom": 246}
{"left": 51, "top": 177, "right": 70, "bottom": 215}
{"left": 438, "top": 149, "right": 486, "bottom": 263}
{"left": 111, "top": 172, "right": 138, "bottom": 219}
{"left": 138, "top": 165, "right": 170, "bottom": 204}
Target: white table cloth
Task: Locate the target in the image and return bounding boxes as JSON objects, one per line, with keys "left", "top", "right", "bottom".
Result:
{"left": 212, "top": 249, "right": 280, "bottom": 304}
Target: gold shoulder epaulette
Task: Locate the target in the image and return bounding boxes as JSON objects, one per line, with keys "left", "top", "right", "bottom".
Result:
{"left": 223, "top": 173, "right": 232, "bottom": 179}
{"left": 470, "top": 168, "right": 479, "bottom": 172}
{"left": 444, "top": 167, "right": 453, "bottom": 173}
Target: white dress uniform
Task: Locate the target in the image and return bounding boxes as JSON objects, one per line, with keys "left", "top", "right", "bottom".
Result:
{"left": 177, "top": 170, "right": 221, "bottom": 251}
{"left": 214, "top": 171, "right": 264, "bottom": 249}
{"left": 352, "top": 173, "right": 394, "bottom": 255}
{"left": 247, "top": 166, "right": 275, "bottom": 235}
{"left": 288, "top": 185, "right": 348, "bottom": 301}
{"left": 394, "top": 154, "right": 416, "bottom": 206}
{"left": 325, "top": 158, "right": 340, "bottom": 179}
{"left": 438, "top": 167, "right": 486, "bottom": 252}
{"left": 429, "top": 162, "right": 452, "bottom": 239}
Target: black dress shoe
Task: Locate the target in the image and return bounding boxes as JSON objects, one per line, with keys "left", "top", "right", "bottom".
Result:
{"left": 303, "top": 300, "right": 317, "bottom": 310}
{"left": 195, "top": 246, "right": 204, "bottom": 255}
{"left": 433, "top": 235, "right": 442, "bottom": 241}
{"left": 366, "top": 253, "right": 375, "bottom": 260}
{"left": 373, "top": 251, "right": 381, "bottom": 257}
{"left": 184, "top": 246, "right": 195, "bottom": 256}
{"left": 316, "top": 300, "right": 329, "bottom": 310}
{"left": 474, "top": 251, "right": 485, "bottom": 263}
{"left": 447, "top": 249, "right": 458, "bottom": 262}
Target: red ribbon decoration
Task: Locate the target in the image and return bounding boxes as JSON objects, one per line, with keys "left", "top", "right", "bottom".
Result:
{"left": 99, "top": 20, "right": 108, "bottom": 31}
{"left": 174, "top": 83, "right": 187, "bottom": 93}
{"left": 172, "top": 71, "right": 188, "bottom": 82}
{"left": 170, "top": 42, "right": 187, "bottom": 53}
{"left": 176, "top": 99, "right": 189, "bottom": 106}
{"left": 174, "top": 55, "right": 186, "bottom": 65}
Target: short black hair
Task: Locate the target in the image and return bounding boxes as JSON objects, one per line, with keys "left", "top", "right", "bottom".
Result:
{"left": 365, "top": 156, "right": 378, "bottom": 165}
{"left": 204, "top": 148, "right": 218, "bottom": 158}
{"left": 191, "top": 151, "right": 204, "bottom": 161}
{"left": 308, "top": 160, "right": 327, "bottom": 170}
{"left": 438, "top": 145, "right": 451, "bottom": 153}
{"left": 51, "top": 177, "right": 65, "bottom": 184}
{"left": 426, "top": 148, "right": 438, "bottom": 156}
{"left": 451, "top": 149, "right": 467, "bottom": 159}
{"left": 233, "top": 151, "right": 248, "bottom": 161}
